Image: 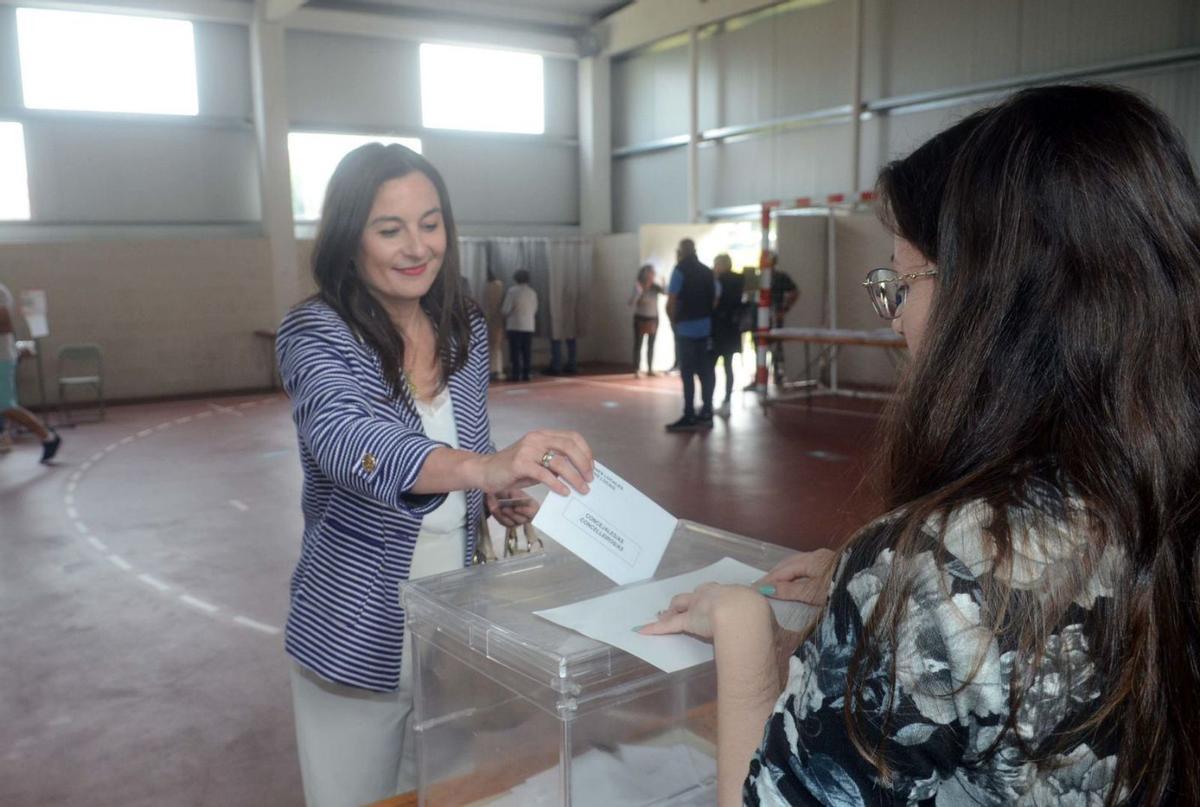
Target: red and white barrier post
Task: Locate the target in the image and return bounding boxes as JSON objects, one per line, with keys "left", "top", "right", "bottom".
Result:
{"left": 754, "top": 201, "right": 778, "bottom": 396}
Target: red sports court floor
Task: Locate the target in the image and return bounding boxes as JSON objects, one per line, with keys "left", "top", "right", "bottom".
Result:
{"left": 0, "top": 371, "right": 884, "bottom": 806}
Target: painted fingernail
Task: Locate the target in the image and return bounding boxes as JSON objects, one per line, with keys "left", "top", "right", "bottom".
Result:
{"left": 758, "top": 585, "right": 777, "bottom": 596}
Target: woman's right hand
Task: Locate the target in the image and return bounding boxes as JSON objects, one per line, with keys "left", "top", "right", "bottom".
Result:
{"left": 474, "top": 430, "right": 594, "bottom": 497}
{"left": 755, "top": 548, "right": 837, "bottom": 605}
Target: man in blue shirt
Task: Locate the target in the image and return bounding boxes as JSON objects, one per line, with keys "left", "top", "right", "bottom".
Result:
{"left": 665, "top": 239, "right": 720, "bottom": 431}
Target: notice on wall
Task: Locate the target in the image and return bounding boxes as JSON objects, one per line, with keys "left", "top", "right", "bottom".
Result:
{"left": 532, "top": 461, "right": 677, "bottom": 585}
{"left": 19, "top": 289, "right": 48, "bottom": 338}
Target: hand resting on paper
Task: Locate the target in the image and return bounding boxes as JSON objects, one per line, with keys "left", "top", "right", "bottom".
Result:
{"left": 753, "top": 548, "right": 837, "bottom": 605}
{"left": 637, "top": 582, "right": 767, "bottom": 641}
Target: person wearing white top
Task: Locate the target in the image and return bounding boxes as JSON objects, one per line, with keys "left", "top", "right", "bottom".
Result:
{"left": 0, "top": 281, "right": 60, "bottom": 463}
{"left": 500, "top": 269, "right": 538, "bottom": 381}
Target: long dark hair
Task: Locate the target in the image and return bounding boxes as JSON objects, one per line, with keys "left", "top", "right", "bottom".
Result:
{"left": 850, "top": 84, "right": 1200, "bottom": 804}
{"left": 310, "top": 142, "right": 473, "bottom": 402}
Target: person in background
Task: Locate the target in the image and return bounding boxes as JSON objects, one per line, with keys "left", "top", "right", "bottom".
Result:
{"left": 502, "top": 269, "right": 538, "bottom": 382}
{"left": 482, "top": 268, "right": 505, "bottom": 382}
{"left": 765, "top": 252, "right": 798, "bottom": 386}
{"left": 710, "top": 254, "right": 744, "bottom": 417}
{"left": 277, "top": 142, "right": 593, "bottom": 807}
{"left": 628, "top": 263, "right": 663, "bottom": 377}
{"left": 665, "top": 239, "right": 719, "bottom": 432}
{"left": 742, "top": 252, "right": 800, "bottom": 390}
{"left": 642, "top": 85, "right": 1200, "bottom": 806}
{"left": 546, "top": 337, "right": 577, "bottom": 376}
{"left": 0, "top": 280, "right": 59, "bottom": 463}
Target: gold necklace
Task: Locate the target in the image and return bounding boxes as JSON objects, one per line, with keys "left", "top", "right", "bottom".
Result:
{"left": 401, "top": 368, "right": 419, "bottom": 400}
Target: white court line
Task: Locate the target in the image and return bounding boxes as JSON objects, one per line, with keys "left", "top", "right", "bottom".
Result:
{"left": 86, "top": 536, "right": 108, "bottom": 552}
{"left": 233, "top": 616, "right": 282, "bottom": 635}
{"left": 64, "top": 493, "right": 74, "bottom": 507}
{"left": 66, "top": 506, "right": 79, "bottom": 519}
{"left": 179, "top": 595, "right": 219, "bottom": 613}
{"left": 72, "top": 520, "right": 88, "bottom": 535}
{"left": 105, "top": 443, "right": 118, "bottom": 452}
{"left": 194, "top": 411, "right": 213, "bottom": 420}
{"left": 174, "top": 415, "right": 193, "bottom": 425}
{"left": 107, "top": 555, "right": 133, "bottom": 571}
{"left": 137, "top": 574, "right": 171, "bottom": 592}
{"left": 154, "top": 423, "right": 171, "bottom": 432}
{"left": 228, "top": 499, "right": 250, "bottom": 512}
{"left": 89, "top": 452, "right": 104, "bottom": 463}
{"left": 119, "top": 436, "right": 135, "bottom": 445}
{"left": 208, "top": 403, "right": 243, "bottom": 417}
{"left": 136, "top": 429, "right": 153, "bottom": 438}
{"left": 80, "top": 461, "right": 92, "bottom": 472}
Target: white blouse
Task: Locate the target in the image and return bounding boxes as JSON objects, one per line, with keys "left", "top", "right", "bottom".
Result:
{"left": 410, "top": 387, "right": 467, "bottom": 578}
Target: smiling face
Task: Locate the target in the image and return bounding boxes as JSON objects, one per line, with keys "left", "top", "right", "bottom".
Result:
{"left": 355, "top": 172, "right": 447, "bottom": 314}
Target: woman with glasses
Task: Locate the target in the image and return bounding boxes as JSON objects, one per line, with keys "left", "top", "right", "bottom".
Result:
{"left": 641, "top": 84, "right": 1200, "bottom": 805}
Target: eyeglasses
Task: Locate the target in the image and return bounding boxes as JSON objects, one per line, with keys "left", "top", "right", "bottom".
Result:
{"left": 862, "top": 267, "right": 938, "bottom": 320}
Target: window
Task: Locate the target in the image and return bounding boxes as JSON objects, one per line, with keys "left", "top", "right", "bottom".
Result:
{"left": 0, "top": 123, "right": 31, "bottom": 221}
{"left": 420, "top": 44, "right": 544, "bottom": 135}
{"left": 288, "top": 133, "right": 423, "bottom": 221}
{"left": 16, "top": 8, "right": 198, "bottom": 116}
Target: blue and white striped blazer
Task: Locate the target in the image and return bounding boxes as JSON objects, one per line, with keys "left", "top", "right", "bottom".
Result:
{"left": 276, "top": 299, "right": 492, "bottom": 692}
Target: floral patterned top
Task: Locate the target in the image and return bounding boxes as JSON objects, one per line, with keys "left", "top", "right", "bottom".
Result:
{"left": 744, "top": 495, "right": 1122, "bottom": 805}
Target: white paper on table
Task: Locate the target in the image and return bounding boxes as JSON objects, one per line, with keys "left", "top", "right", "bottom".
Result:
{"left": 531, "top": 461, "right": 677, "bottom": 585}
{"left": 534, "top": 557, "right": 781, "bottom": 673}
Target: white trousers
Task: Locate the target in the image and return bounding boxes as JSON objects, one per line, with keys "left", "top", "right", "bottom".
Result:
{"left": 290, "top": 528, "right": 465, "bottom": 807}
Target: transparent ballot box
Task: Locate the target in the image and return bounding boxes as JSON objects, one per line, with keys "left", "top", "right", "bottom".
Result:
{"left": 400, "top": 520, "right": 797, "bottom": 806}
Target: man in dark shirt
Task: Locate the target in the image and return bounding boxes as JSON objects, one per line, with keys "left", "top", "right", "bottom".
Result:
{"left": 665, "top": 239, "right": 719, "bottom": 432}
{"left": 743, "top": 251, "right": 799, "bottom": 389}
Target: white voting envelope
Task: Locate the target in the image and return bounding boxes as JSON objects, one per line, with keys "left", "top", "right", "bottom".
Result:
{"left": 532, "top": 461, "right": 677, "bottom": 585}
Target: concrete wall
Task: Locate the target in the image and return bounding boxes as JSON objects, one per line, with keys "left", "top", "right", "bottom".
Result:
{"left": 612, "top": 0, "right": 1200, "bottom": 229}
{"left": 3, "top": 238, "right": 285, "bottom": 405}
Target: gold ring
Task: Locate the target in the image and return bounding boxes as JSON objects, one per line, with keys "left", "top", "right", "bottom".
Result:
{"left": 539, "top": 449, "right": 555, "bottom": 469}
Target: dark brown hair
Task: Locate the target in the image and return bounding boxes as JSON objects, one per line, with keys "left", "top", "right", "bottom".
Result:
{"left": 310, "top": 142, "right": 473, "bottom": 403}
{"left": 854, "top": 84, "right": 1200, "bottom": 804}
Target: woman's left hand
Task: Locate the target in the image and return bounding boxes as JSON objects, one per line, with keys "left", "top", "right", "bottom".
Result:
{"left": 486, "top": 489, "right": 539, "bottom": 528}
{"left": 638, "top": 583, "right": 765, "bottom": 641}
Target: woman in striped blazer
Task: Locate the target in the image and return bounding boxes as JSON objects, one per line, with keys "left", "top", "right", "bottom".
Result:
{"left": 277, "top": 143, "right": 594, "bottom": 807}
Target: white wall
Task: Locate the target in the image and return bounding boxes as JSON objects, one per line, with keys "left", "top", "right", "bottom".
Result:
{"left": 578, "top": 232, "right": 639, "bottom": 365}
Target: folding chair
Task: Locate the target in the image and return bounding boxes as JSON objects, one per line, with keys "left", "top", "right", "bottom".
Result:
{"left": 57, "top": 343, "right": 104, "bottom": 425}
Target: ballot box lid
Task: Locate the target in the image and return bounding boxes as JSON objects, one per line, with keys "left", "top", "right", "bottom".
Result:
{"left": 401, "top": 519, "right": 798, "bottom": 716}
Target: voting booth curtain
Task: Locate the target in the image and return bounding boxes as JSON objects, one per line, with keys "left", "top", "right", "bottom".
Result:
{"left": 458, "top": 236, "right": 594, "bottom": 341}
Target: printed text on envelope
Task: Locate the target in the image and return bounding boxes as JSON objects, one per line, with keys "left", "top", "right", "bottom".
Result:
{"left": 565, "top": 499, "right": 642, "bottom": 568}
